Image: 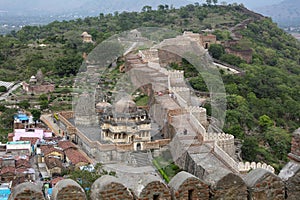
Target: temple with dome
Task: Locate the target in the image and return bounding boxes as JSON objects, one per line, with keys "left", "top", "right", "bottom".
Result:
{"left": 22, "top": 70, "right": 55, "bottom": 94}
{"left": 97, "top": 96, "right": 151, "bottom": 149}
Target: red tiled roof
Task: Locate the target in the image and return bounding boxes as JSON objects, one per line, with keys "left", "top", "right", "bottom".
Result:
{"left": 15, "top": 159, "right": 31, "bottom": 169}
{"left": 15, "top": 168, "right": 27, "bottom": 174}
{"left": 45, "top": 157, "right": 63, "bottom": 169}
{"left": 58, "top": 141, "right": 77, "bottom": 151}
{"left": 43, "top": 137, "right": 62, "bottom": 142}
{"left": 0, "top": 166, "right": 15, "bottom": 175}
{"left": 65, "top": 149, "right": 89, "bottom": 165}
{"left": 50, "top": 177, "right": 64, "bottom": 185}
{"left": 40, "top": 145, "right": 63, "bottom": 156}
{"left": 19, "top": 137, "right": 39, "bottom": 145}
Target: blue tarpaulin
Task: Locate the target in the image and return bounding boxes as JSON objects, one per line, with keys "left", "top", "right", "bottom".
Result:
{"left": 0, "top": 188, "right": 11, "bottom": 200}
{"left": 14, "top": 114, "right": 29, "bottom": 121}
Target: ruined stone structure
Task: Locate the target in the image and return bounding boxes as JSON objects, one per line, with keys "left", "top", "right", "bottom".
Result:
{"left": 22, "top": 71, "right": 55, "bottom": 95}
{"left": 183, "top": 31, "right": 217, "bottom": 49}
{"left": 225, "top": 47, "right": 253, "bottom": 63}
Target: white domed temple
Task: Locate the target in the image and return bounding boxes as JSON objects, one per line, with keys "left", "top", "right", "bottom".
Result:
{"left": 100, "top": 97, "right": 151, "bottom": 150}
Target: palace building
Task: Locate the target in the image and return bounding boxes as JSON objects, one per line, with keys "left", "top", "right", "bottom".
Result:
{"left": 99, "top": 96, "right": 151, "bottom": 149}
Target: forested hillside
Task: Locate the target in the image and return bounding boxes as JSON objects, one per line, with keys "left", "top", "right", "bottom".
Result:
{"left": 0, "top": 4, "right": 299, "bottom": 170}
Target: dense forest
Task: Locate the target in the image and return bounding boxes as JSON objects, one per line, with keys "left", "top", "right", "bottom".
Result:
{"left": 0, "top": 4, "right": 299, "bottom": 170}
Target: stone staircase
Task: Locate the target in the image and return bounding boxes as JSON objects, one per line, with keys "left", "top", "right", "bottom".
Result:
{"left": 130, "top": 151, "right": 151, "bottom": 167}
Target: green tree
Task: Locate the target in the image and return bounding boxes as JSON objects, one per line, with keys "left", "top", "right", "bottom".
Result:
{"left": 264, "top": 127, "right": 291, "bottom": 161}
{"left": 40, "top": 100, "right": 49, "bottom": 110}
{"left": 0, "top": 86, "right": 7, "bottom": 93}
{"left": 220, "top": 54, "right": 244, "bottom": 66}
{"left": 0, "top": 108, "right": 17, "bottom": 130}
{"left": 208, "top": 44, "right": 224, "bottom": 59}
{"left": 142, "top": 5, "right": 152, "bottom": 12}
{"left": 30, "top": 109, "right": 41, "bottom": 126}
{"left": 158, "top": 5, "right": 165, "bottom": 11}
{"left": 258, "top": 115, "right": 273, "bottom": 131}
{"left": 39, "top": 94, "right": 48, "bottom": 101}
{"left": 0, "top": 104, "right": 5, "bottom": 112}
{"left": 19, "top": 100, "right": 30, "bottom": 109}
{"left": 241, "top": 136, "right": 259, "bottom": 161}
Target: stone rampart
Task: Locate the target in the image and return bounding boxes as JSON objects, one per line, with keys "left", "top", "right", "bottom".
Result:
{"left": 204, "top": 132, "right": 235, "bottom": 156}
{"left": 239, "top": 161, "right": 275, "bottom": 174}
{"left": 8, "top": 158, "right": 300, "bottom": 200}
{"left": 213, "top": 141, "right": 239, "bottom": 173}
{"left": 52, "top": 179, "right": 87, "bottom": 200}
{"left": 188, "top": 106, "right": 207, "bottom": 126}
{"left": 244, "top": 168, "right": 285, "bottom": 200}
{"left": 169, "top": 171, "right": 210, "bottom": 200}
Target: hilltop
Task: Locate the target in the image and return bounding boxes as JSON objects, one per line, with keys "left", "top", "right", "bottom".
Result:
{"left": 0, "top": 4, "right": 299, "bottom": 169}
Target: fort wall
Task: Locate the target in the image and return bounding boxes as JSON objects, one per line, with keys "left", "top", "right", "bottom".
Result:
{"left": 9, "top": 164, "right": 299, "bottom": 200}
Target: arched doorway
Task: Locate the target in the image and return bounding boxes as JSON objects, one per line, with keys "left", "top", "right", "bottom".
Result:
{"left": 136, "top": 143, "right": 141, "bottom": 151}
{"left": 205, "top": 43, "right": 209, "bottom": 49}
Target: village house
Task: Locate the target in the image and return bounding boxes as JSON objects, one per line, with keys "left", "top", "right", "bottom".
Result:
{"left": 6, "top": 141, "right": 31, "bottom": 155}
{"left": 19, "top": 137, "right": 39, "bottom": 153}
{"left": 39, "top": 145, "right": 64, "bottom": 162}
{"left": 0, "top": 154, "right": 34, "bottom": 187}
{"left": 11, "top": 128, "right": 52, "bottom": 142}
{"left": 57, "top": 140, "right": 77, "bottom": 151}
{"left": 0, "top": 167, "right": 15, "bottom": 183}
{"left": 13, "top": 113, "right": 33, "bottom": 129}
{"left": 64, "top": 148, "right": 89, "bottom": 169}
{"left": 0, "top": 156, "right": 15, "bottom": 168}
{"left": 44, "top": 157, "right": 63, "bottom": 177}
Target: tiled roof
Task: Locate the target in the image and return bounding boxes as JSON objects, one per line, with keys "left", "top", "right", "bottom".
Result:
{"left": 43, "top": 137, "right": 62, "bottom": 142}
{"left": 58, "top": 141, "right": 77, "bottom": 151}
{"left": 15, "top": 168, "right": 27, "bottom": 174}
{"left": 45, "top": 157, "right": 63, "bottom": 169}
{"left": 0, "top": 166, "right": 15, "bottom": 175}
{"left": 19, "top": 137, "right": 39, "bottom": 145}
{"left": 15, "top": 159, "right": 31, "bottom": 169}
{"left": 50, "top": 177, "right": 64, "bottom": 185}
{"left": 65, "top": 149, "right": 89, "bottom": 165}
{"left": 40, "top": 145, "right": 63, "bottom": 156}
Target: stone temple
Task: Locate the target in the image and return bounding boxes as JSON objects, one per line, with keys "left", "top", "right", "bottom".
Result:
{"left": 99, "top": 96, "right": 151, "bottom": 149}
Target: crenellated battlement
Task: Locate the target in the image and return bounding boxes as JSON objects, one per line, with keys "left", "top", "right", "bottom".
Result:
{"left": 8, "top": 166, "right": 299, "bottom": 200}
{"left": 238, "top": 161, "right": 275, "bottom": 174}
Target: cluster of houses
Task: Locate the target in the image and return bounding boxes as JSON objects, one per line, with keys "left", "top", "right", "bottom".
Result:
{"left": 0, "top": 112, "right": 90, "bottom": 199}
